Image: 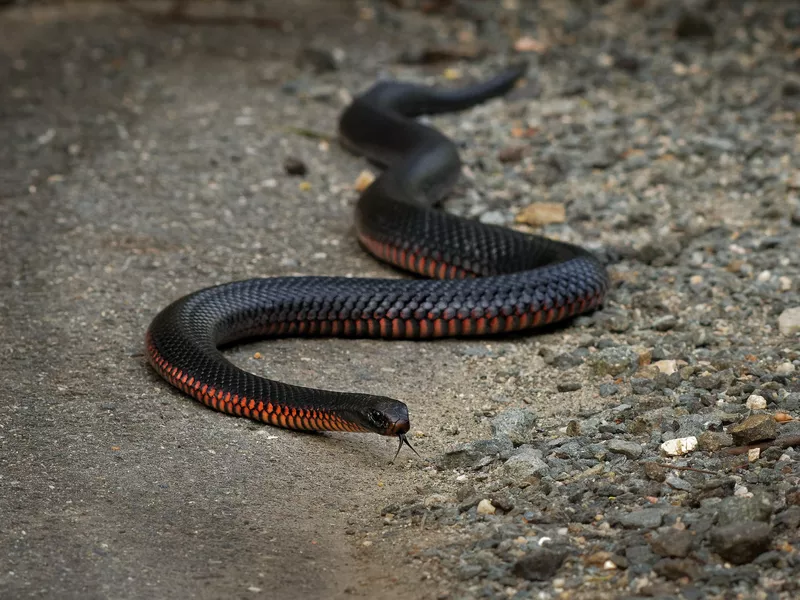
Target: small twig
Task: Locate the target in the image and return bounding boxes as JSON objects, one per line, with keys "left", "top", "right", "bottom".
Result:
{"left": 721, "top": 435, "right": 800, "bottom": 456}
{"left": 654, "top": 464, "right": 718, "bottom": 476}
{"left": 285, "top": 127, "right": 337, "bottom": 142}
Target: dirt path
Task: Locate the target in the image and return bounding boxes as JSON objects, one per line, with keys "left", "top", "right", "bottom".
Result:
{"left": 0, "top": 2, "right": 453, "bottom": 598}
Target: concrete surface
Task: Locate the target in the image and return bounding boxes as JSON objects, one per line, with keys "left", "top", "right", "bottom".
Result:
{"left": 0, "top": 2, "right": 445, "bottom": 598}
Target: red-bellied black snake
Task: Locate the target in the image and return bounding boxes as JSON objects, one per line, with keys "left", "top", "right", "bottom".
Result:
{"left": 145, "top": 63, "right": 609, "bottom": 457}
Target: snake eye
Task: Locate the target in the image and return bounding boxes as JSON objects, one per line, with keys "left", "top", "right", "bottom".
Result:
{"left": 368, "top": 410, "right": 386, "bottom": 426}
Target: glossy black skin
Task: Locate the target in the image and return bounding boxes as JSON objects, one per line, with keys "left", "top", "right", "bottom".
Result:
{"left": 145, "top": 63, "right": 609, "bottom": 438}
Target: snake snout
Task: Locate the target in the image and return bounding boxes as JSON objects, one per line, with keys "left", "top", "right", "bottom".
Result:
{"left": 386, "top": 418, "right": 411, "bottom": 436}
{"left": 366, "top": 398, "right": 410, "bottom": 436}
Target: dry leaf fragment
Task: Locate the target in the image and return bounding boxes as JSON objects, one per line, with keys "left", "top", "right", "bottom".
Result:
{"left": 515, "top": 202, "right": 565, "bottom": 226}
{"left": 354, "top": 170, "right": 375, "bottom": 192}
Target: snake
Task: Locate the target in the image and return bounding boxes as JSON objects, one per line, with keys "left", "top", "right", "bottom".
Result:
{"left": 145, "top": 62, "right": 610, "bottom": 458}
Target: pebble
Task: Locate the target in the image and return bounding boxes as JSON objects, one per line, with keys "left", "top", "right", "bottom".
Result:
{"left": 716, "top": 492, "right": 773, "bottom": 526}
{"left": 556, "top": 381, "right": 582, "bottom": 392}
{"left": 729, "top": 414, "right": 777, "bottom": 445}
{"left": 630, "top": 377, "right": 656, "bottom": 395}
{"left": 653, "top": 557, "right": 701, "bottom": 581}
{"left": 423, "top": 494, "right": 453, "bottom": 508}
{"left": 497, "top": 145, "right": 525, "bottom": 163}
{"left": 548, "top": 348, "right": 587, "bottom": 368}
{"left": 778, "top": 506, "right": 800, "bottom": 529}
{"left": 296, "top": 46, "right": 341, "bottom": 72}
{"left": 775, "top": 362, "right": 796, "bottom": 375}
{"left": 652, "top": 360, "right": 679, "bottom": 375}
{"left": 477, "top": 210, "right": 508, "bottom": 226}
{"left": 476, "top": 499, "right": 496, "bottom": 515}
{"left": 283, "top": 156, "right": 307, "bottom": 176}
{"left": 625, "top": 545, "right": 657, "bottom": 575}
{"left": 617, "top": 507, "right": 671, "bottom": 529}
{"left": 778, "top": 307, "right": 800, "bottom": 336}
{"left": 490, "top": 409, "right": 537, "bottom": 446}
{"left": 651, "top": 315, "right": 678, "bottom": 331}
{"left": 665, "top": 475, "right": 693, "bottom": 491}
{"left": 745, "top": 394, "right": 767, "bottom": 410}
{"left": 660, "top": 436, "right": 698, "bottom": 456}
{"left": 598, "top": 383, "right": 619, "bottom": 397}
{"left": 709, "top": 521, "right": 772, "bottom": 565}
{"left": 696, "top": 431, "right": 734, "bottom": 451}
{"left": 502, "top": 446, "right": 550, "bottom": 478}
{"left": 606, "top": 439, "right": 643, "bottom": 459}
{"left": 441, "top": 436, "right": 514, "bottom": 469}
{"left": 512, "top": 547, "right": 567, "bottom": 581}
{"left": 587, "top": 346, "right": 639, "bottom": 377}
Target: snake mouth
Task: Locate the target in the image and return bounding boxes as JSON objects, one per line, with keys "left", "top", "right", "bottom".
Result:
{"left": 385, "top": 419, "right": 410, "bottom": 436}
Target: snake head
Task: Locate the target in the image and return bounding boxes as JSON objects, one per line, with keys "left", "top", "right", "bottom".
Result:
{"left": 361, "top": 397, "right": 410, "bottom": 436}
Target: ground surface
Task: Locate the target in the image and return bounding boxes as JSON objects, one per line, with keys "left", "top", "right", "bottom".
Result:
{"left": 1, "top": 1, "right": 799, "bottom": 599}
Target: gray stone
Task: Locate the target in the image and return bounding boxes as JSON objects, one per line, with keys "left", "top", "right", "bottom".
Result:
{"left": 716, "top": 492, "right": 773, "bottom": 526}
{"left": 630, "top": 377, "right": 657, "bottom": 395}
{"left": 710, "top": 521, "right": 772, "bottom": 564}
{"left": 697, "top": 431, "right": 734, "bottom": 451}
{"left": 673, "top": 414, "right": 720, "bottom": 439}
{"left": 729, "top": 414, "right": 778, "bottom": 445}
{"left": 503, "top": 446, "right": 550, "bottom": 478}
{"left": 587, "top": 346, "right": 639, "bottom": 377}
{"left": 556, "top": 381, "right": 582, "bottom": 392}
{"left": 625, "top": 544, "right": 657, "bottom": 575}
{"left": 441, "top": 436, "right": 514, "bottom": 469}
{"left": 617, "top": 507, "right": 671, "bottom": 529}
{"left": 653, "top": 558, "right": 701, "bottom": 580}
{"left": 777, "top": 506, "right": 800, "bottom": 530}
{"left": 665, "top": 475, "right": 693, "bottom": 491}
{"left": 512, "top": 547, "right": 567, "bottom": 581}
{"left": 650, "top": 529, "right": 694, "bottom": 558}
{"left": 606, "top": 439, "right": 643, "bottom": 459}
{"left": 550, "top": 349, "right": 587, "bottom": 368}
{"left": 599, "top": 383, "right": 619, "bottom": 397}
{"left": 651, "top": 315, "right": 678, "bottom": 331}
{"left": 490, "top": 409, "right": 537, "bottom": 446}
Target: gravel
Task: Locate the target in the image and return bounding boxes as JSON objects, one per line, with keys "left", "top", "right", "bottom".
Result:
{"left": 346, "top": 2, "right": 800, "bottom": 598}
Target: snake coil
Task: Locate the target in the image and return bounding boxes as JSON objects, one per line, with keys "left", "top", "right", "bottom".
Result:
{"left": 145, "top": 63, "right": 609, "bottom": 455}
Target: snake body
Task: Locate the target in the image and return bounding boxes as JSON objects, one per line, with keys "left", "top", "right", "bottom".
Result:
{"left": 145, "top": 64, "right": 609, "bottom": 448}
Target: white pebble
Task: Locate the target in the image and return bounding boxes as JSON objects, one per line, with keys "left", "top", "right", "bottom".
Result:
{"left": 660, "top": 436, "right": 698, "bottom": 456}
{"left": 476, "top": 499, "right": 496, "bottom": 515}
{"left": 652, "top": 359, "right": 678, "bottom": 375}
{"left": 745, "top": 394, "right": 767, "bottom": 410}
{"left": 603, "top": 560, "right": 618, "bottom": 570}
{"left": 775, "top": 362, "right": 796, "bottom": 375}
{"left": 779, "top": 276, "right": 792, "bottom": 291}
{"left": 757, "top": 270, "right": 772, "bottom": 282}
{"left": 748, "top": 448, "right": 761, "bottom": 462}
{"left": 778, "top": 307, "right": 800, "bottom": 336}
